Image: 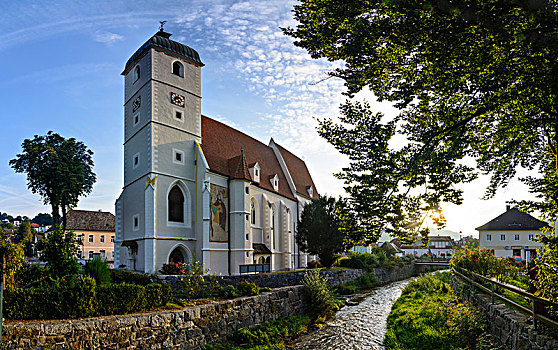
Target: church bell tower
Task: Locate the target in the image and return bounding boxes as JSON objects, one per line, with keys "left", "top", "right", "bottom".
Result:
{"left": 115, "top": 27, "right": 204, "bottom": 273}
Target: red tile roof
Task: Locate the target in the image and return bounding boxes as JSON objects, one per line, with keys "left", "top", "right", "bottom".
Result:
{"left": 201, "top": 116, "right": 295, "bottom": 200}
{"left": 274, "top": 142, "right": 319, "bottom": 199}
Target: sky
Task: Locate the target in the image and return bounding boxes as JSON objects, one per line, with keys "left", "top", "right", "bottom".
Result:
{"left": 0, "top": 0, "right": 537, "bottom": 238}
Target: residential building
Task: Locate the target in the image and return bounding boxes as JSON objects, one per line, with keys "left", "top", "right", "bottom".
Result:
{"left": 114, "top": 29, "right": 319, "bottom": 275}
{"left": 399, "top": 235, "right": 456, "bottom": 258}
{"left": 477, "top": 206, "right": 550, "bottom": 261}
{"left": 66, "top": 210, "right": 115, "bottom": 263}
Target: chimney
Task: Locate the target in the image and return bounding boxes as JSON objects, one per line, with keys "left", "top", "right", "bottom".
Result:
{"left": 506, "top": 205, "right": 511, "bottom": 211}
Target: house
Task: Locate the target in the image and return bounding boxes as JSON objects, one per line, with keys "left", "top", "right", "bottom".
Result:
{"left": 66, "top": 210, "right": 115, "bottom": 263}
{"left": 114, "top": 29, "right": 319, "bottom": 275}
{"left": 399, "top": 235, "right": 455, "bottom": 258}
{"left": 476, "top": 206, "right": 550, "bottom": 261}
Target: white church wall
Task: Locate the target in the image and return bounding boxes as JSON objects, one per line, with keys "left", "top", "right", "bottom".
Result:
{"left": 124, "top": 51, "right": 152, "bottom": 100}
{"left": 154, "top": 175, "right": 195, "bottom": 239}
{"left": 124, "top": 125, "right": 152, "bottom": 186}
{"left": 152, "top": 50, "right": 201, "bottom": 98}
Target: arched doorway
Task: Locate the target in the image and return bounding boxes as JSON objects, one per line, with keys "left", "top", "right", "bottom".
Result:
{"left": 169, "top": 247, "right": 185, "bottom": 263}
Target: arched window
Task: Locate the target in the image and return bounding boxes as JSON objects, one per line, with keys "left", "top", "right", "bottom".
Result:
{"left": 270, "top": 205, "right": 276, "bottom": 250}
{"left": 169, "top": 247, "right": 185, "bottom": 263}
{"left": 133, "top": 65, "right": 140, "bottom": 82}
{"left": 251, "top": 201, "right": 256, "bottom": 225}
{"left": 172, "top": 61, "right": 184, "bottom": 77}
{"left": 168, "top": 185, "right": 184, "bottom": 222}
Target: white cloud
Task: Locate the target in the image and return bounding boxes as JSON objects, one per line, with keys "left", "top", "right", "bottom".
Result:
{"left": 93, "top": 30, "right": 124, "bottom": 43}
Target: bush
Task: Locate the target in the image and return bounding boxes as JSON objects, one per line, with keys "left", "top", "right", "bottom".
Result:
{"left": 302, "top": 270, "right": 340, "bottom": 319}
{"left": 15, "top": 263, "right": 50, "bottom": 288}
{"left": 146, "top": 283, "right": 173, "bottom": 307}
{"left": 237, "top": 281, "right": 260, "bottom": 296}
{"left": 5, "top": 275, "right": 97, "bottom": 320}
{"left": 450, "top": 245, "right": 519, "bottom": 282}
{"left": 227, "top": 315, "right": 310, "bottom": 348}
{"left": 260, "top": 287, "right": 272, "bottom": 293}
{"left": 96, "top": 283, "right": 171, "bottom": 316}
{"left": 339, "top": 251, "right": 388, "bottom": 271}
{"left": 110, "top": 269, "right": 154, "bottom": 285}
{"left": 219, "top": 285, "right": 241, "bottom": 299}
{"left": 84, "top": 258, "right": 111, "bottom": 285}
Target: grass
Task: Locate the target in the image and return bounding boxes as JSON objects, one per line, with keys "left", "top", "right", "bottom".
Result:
{"left": 384, "top": 272, "right": 499, "bottom": 350}
{"left": 203, "top": 315, "right": 311, "bottom": 349}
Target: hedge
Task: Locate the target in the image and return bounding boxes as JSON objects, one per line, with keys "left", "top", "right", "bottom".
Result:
{"left": 5, "top": 277, "right": 172, "bottom": 320}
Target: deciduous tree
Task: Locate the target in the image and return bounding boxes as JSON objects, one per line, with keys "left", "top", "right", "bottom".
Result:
{"left": 10, "top": 131, "right": 96, "bottom": 229}
{"left": 284, "top": 0, "right": 558, "bottom": 241}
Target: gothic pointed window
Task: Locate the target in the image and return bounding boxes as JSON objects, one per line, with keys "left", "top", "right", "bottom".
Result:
{"left": 172, "top": 61, "right": 184, "bottom": 77}
{"left": 168, "top": 185, "right": 184, "bottom": 222}
{"left": 251, "top": 201, "right": 256, "bottom": 225}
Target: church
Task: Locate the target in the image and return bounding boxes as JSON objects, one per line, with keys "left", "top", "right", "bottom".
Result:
{"left": 114, "top": 29, "right": 319, "bottom": 275}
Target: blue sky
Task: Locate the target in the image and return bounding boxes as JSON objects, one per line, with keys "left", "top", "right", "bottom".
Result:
{"left": 0, "top": 0, "right": 535, "bottom": 237}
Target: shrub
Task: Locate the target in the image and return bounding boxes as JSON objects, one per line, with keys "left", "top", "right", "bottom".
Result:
{"left": 237, "top": 281, "right": 260, "bottom": 296}
{"left": 15, "top": 263, "right": 50, "bottom": 288}
{"left": 219, "top": 285, "right": 241, "bottom": 299}
{"left": 96, "top": 283, "right": 146, "bottom": 315}
{"left": 450, "top": 245, "right": 519, "bottom": 282}
{"left": 145, "top": 283, "right": 173, "bottom": 307}
{"left": 227, "top": 315, "right": 310, "bottom": 347}
{"left": 302, "top": 270, "right": 340, "bottom": 318}
{"left": 84, "top": 258, "right": 111, "bottom": 285}
{"left": 111, "top": 269, "right": 153, "bottom": 285}
{"left": 260, "top": 287, "right": 272, "bottom": 293}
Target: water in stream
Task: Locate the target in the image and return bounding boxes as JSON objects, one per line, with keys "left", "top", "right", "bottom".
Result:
{"left": 292, "top": 279, "right": 411, "bottom": 350}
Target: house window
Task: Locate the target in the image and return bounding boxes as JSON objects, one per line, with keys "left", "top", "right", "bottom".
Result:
{"left": 78, "top": 234, "right": 84, "bottom": 242}
{"left": 100, "top": 235, "right": 105, "bottom": 243}
{"left": 514, "top": 234, "right": 520, "bottom": 241}
{"left": 172, "top": 61, "right": 184, "bottom": 77}
{"left": 174, "top": 109, "right": 183, "bottom": 122}
{"left": 173, "top": 149, "right": 185, "bottom": 165}
{"left": 88, "top": 235, "right": 94, "bottom": 243}
{"left": 246, "top": 233, "right": 249, "bottom": 240}
{"left": 112, "top": 251, "right": 115, "bottom": 259}
{"left": 133, "top": 214, "right": 139, "bottom": 231}
{"left": 100, "top": 250, "right": 106, "bottom": 259}
{"left": 168, "top": 185, "right": 184, "bottom": 222}
{"left": 133, "top": 153, "right": 140, "bottom": 169}
{"left": 528, "top": 234, "right": 534, "bottom": 241}
{"left": 486, "top": 234, "right": 491, "bottom": 241}
{"left": 88, "top": 251, "right": 94, "bottom": 259}
{"left": 133, "top": 65, "right": 140, "bottom": 83}
{"left": 500, "top": 234, "right": 506, "bottom": 241}
{"left": 133, "top": 112, "right": 140, "bottom": 126}
{"left": 77, "top": 250, "right": 83, "bottom": 259}
{"left": 251, "top": 202, "right": 256, "bottom": 225}
{"left": 111, "top": 235, "right": 115, "bottom": 243}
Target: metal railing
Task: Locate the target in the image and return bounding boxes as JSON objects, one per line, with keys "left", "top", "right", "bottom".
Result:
{"left": 239, "top": 263, "right": 271, "bottom": 274}
{"left": 453, "top": 267, "right": 558, "bottom": 330}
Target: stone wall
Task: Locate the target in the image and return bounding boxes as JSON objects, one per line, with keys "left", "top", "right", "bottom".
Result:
{"left": 450, "top": 274, "right": 558, "bottom": 350}
{"left": 162, "top": 268, "right": 368, "bottom": 289}
{"left": 2, "top": 286, "right": 305, "bottom": 350}
{"left": 3, "top": 265, "right": 417, "bottom": 349}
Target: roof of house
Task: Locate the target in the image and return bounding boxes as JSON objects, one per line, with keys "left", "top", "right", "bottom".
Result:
{"left": 429, "top": 236, "right": 453, "bottom": 242}
{"left": 274, "top": 142, "right": 319, "bottom": 200}
{"left": 66, "top": 210, "right": 115, "bottom": 232}
{"left": 201, "top": 116, "right": 296, "bottom": 200}
{"left": 123, "top": 31, "right": 204, "bottom": 75}
{"left": 475, "top": 208, "right": 550, "bottom": 231}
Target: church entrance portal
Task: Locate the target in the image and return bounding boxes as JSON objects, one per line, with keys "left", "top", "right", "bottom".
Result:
{"left": 169, "top": 247, "right": 185, "bottom": 264}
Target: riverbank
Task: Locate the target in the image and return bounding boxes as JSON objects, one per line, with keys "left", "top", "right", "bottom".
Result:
{"left": 384, "top": 272, "right": 500, "bottom": 350}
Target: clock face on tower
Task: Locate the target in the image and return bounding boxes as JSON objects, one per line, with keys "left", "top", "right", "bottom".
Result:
{"left": 133, "top": 96, "right": 141, "bottom": 112}
{"left": 170, "top": 92, "right": 185, "bottom": 107}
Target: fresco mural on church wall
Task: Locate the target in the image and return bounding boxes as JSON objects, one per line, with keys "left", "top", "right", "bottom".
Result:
{"left": 210, "top": 184, "right": 228, "bottom": 242}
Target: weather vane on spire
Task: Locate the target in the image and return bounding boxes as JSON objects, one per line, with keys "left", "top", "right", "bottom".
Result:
{"left": 159, "top": 21, "right": 167, "bottom": 32}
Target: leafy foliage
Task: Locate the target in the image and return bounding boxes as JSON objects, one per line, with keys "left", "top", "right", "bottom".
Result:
{"left": 84, "top": 257, "right": 112, "bottom": 285}
{"left": 0, "top": 228, "right": 25, "bottom": 290}
{"left": 236, "top": 281, "right": 260, "bottom": 296}
{"left": 450, "top": 245, "right": 519, "bottom": 282}
{"left": 36, "top": 227, "right": 81, "bottom": 277}
{"left": 9, "top": 131, "right": 96, "bottom": 228}
{"left": 338, "top": 251, "right": 387, "bottom": 271}
{"left": 110, "top": 269, "right": 154, "bottom": 285}
{"left": 533, "top": 235, "right": 558, "bottom": 316}
{"left": 296, "top": 196, "right": 355, "bottom": 267}
{"left": 284, "top": 0, "right": 558, "bottom": 242}
{"left": 301, "top": 270, "right": 340, "bottom": 319}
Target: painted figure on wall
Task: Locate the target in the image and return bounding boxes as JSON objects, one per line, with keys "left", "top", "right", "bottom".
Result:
{"left": 210, "top": 184, "right": 228, "bottom": 241}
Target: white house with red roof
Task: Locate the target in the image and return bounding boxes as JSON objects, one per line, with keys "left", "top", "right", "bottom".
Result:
{"left": 115, "top": 29, "right": 318, "bottom": 275}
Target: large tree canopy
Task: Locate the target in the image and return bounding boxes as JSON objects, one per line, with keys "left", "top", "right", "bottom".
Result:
{"left": 10, "top": 131, "right": 96, "bottom": 229}
{"left": 285, "top": 0, "right": 558, "bottom": 241}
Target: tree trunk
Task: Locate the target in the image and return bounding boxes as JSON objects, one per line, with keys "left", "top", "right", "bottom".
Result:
{"left": 61, "top": 202, "right": 67, "bottom": 233}
{"left": 51, "top": 204, "right": 60, "bottom": 229}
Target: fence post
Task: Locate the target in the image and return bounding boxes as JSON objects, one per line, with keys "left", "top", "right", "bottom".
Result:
{"left": 532, "top": 299, "right": 537, "bottom": 330}
{"left": 491, "top": 281, "right": 495, "bottom": 304}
